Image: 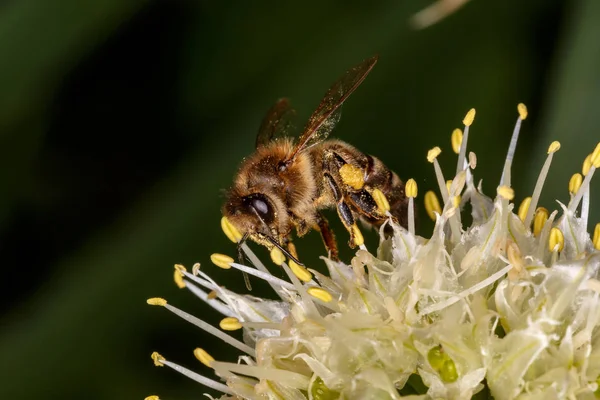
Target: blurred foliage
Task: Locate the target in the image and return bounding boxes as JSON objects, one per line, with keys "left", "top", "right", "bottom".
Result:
{"left": 0, "top": 0, "right": 597, "bottom": 398}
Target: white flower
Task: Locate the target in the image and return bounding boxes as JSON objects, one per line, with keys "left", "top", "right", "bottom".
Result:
{"left": 147, "top": 105, "right": 600, "bottom": 400}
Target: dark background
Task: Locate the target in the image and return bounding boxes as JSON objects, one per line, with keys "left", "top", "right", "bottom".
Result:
{"left": 1, "top": 0, "right": 598, "bottom": 398}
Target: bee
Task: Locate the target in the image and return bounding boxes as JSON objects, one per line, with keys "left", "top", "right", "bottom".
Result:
{"left": 223, "top": 55, "right": 408, "bottom": 264}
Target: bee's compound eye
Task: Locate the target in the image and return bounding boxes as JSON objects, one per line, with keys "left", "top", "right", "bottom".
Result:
{"left": 244, "top": 193, "right": 274, "bottom": 223}
{"left": 251, "top": 197, "right": 269, "bottom": 216}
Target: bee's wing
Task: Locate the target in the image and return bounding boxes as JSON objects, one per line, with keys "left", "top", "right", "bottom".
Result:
{"left": 283, "top": 55, "right": 378, "bottom": 165}
{"left": 255, "top": 98, "right": 297, "bottom": 148}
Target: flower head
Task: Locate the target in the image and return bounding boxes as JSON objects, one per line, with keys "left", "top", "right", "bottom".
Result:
{"left": 148, "top": 105, "right": 600, "bottom": 400}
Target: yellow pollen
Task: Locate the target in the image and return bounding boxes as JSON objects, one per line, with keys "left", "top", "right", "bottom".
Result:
{"left": 497, "top": 185, "right": 515, "bottom": 200}
{"left": 446, "top": 180, "right": 453, "bottom": 194}
{"left": 210, "top": 253, "right": 234, "bottom": 269}
{"left": 583, "top": 154, "right": 592, "bottom": 176}
{"left": 463, "top": 108, "right": 476, "bottom": 126}
{"left": 145, "top": 396, "right": 160, "bottom": 400}
{"left": 549, "top": 227, "right": 565, "bottom": 252}
{"left": 147, "top": 297, "right": 167, "bottom": 306}
{"left": 307, "top": 287, "right": 333, "bottom": 302}
{"left": 290, "top": 260, "right": 312, "bottom": 282}
{"left": 427, "top": 146, "right": 442, "bottom": 163}
{"left": 533, "top": 207, "right": 548, "bottom": 237}
{"left": 270, "top": 247, "right": 286, "bottom": 266}
{"left": 351, "top": 224, "right": 364, "bottom": 247}
{"left": 221, "top": 216, "right": 243, "bottom": 243}
{"left": 451, "top": 128, "right": 463, "bottom": 154}
{"left": 547, "top": 141, "right": 561, "bottom": 154}
{"left": 174, "top": 264, "right": 186, "bottom": 273}
{"left": 424, "top": 190, "right": 442, "bottom": 221}
{"left": 468, "top": 152, "right": 477, "bottom": 169}
{"left": 219, "top": 317, "right": 243, "bottom": 331}
{"left": 192, "top": 263, "right": 201, "bottom": 275}
{"left": 173, "top": 270, "right": 186, "bottom": 289}
{"left": 406, "top": 179, "right": 418, "bottom": 198}
{"left": 151, "top": 352, "right": 165, "bottom": 367}
{"left": 193, "top": 348, "right": 215, "bottom": 368}
{"left": 592, "top": 142, "right": 600, "bottom": 167}
{"left": 593, "top": 223, "right": 600, "bottom": 250}
{"left": 517, "top": 103, "right": 528, "bottom": 120}
{"left": 518, "top": 197, "right": 531, "bottom": 222}
{"left": 451, "top": 195, "right": 460, "bottom": 209}
{"left": 569, "top": 173, "right": 583, "bottom": 195}
{"left": 339, "top": 164, "right": 364, "bottom": 190}
{"left": 372, "top": 188, "right": 390, "bottom": 213}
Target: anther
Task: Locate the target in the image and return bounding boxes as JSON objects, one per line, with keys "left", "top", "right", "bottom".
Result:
{"left": 145, "top": 396, "right": 160, "bottom": 400}
{"left": 446, "top": 180, "right": 453, "bottom": 194}
{"left": 569, "top": 173, "right": 583, "bottom": 195}
{"left": 193, "top": 348, "right": 215, "bottom": 368}
{"left": 517, "top": 103, "right": 528, "bottom": 120}
{"left": 463, "top": 108, "right": 476, "bottom": 126}
{"left": 406, "top": 179, "right": 418, "bottom": 198}
{"left": 219, "top": 317, "right": 243, "bottom": 331}
{"left": 497, "top": 185, "right": 515, "bottom": 201}
{"left": 593, "top": 223, "right": 600, "bottom": 250}
{"left": 533, "top": 207, "right": 548, "bottom": 237}
{"left": 151, "top": 352, "right": 165, "bottom": 367}
{"left": 424, "top": 190, "right": 442, "bottom": 221}
{"left": 518, "top": 197, "right": 531, "bottom": 222}
{"left": 192, "top": 263, "right": 201, "bottom": 275}
{"left": 174, "top": 269, "right": 186, "bottom": 289}
{"left": 547, "top": 141, "right": 561, "bottom": 154}
{"left": 427, "top": 146, "right": 442, "bottom": 163}
{"left": 468, "top": 152, "right": 477, "bottom": 169}
{"left": 372, "top": 188, "right": 390, "bottom": 213}
{"left": 549, "top": 227, "right": 565, "bottom": 252}
{"left": 221, "top": 216, "right": 243, "bottom": 243}
{"left": 583, "top": 154, "right": 592, "bottom": 176}
{"left": 210, "top": 253, "right": 234, "bottom": 269}
{"left": 290, "top": 261, "right": 312, "bottom": 282}
{"left": 307, "top": 287, "right": 333, "bottom": 302}
{"left": 451, "top": 129, "right": 463, "bottom": 154}
{"left": 147, "top": 298, "right": 167, "bottom": 306}
{"left": 592, "top": 142, "right": 600, "bottom": 167}
{"left": 270, "top": 247, "right": 286, "bottom": 266}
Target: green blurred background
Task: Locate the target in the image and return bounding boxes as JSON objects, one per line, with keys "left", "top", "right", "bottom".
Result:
{"left": 1, "top": 0, "right": 598, "bottom": 398}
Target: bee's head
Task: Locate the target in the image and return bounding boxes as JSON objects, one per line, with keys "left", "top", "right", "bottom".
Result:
{"left": 223, "top": 191, "right": 285, "bottom": 238}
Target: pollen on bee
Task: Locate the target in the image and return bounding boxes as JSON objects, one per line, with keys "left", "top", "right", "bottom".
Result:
{"left": 339, "top": 164, "right": 365, "bottom": 190}
{"left": 351, "top": 224, "right": 365, "bottom": 247}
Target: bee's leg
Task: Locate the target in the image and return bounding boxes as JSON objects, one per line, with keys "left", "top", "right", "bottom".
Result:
{"left": 347, "top": 190, "right": 382, "bottom": 220}
{"left": 315, "top": 212, "right": 339, "bottom": 261}
{"left": 324, "top": 172, "right": 360, "bottom": 248}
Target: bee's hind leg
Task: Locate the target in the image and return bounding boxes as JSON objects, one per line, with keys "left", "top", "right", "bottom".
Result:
{"left": 324, "top": 172, "right": 362, "bottom": 250}
{"left": 314, "top": 212, "right": 339, "bottom": 261}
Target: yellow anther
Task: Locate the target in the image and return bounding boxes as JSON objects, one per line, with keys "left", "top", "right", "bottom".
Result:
{"left": 210, "top": 253, "right": 234, "bottom": 269}
{"left": 517, "top": 103, "right": 528, "bottom": 120}
{"left": 174, "top": 269, "right": 186, "bottom": 289}
{"left": 497, "top": 185, "right": 515, "bottom": 201}
{"left": 219, "top": 317, "right": 243, "bottom": 331}
{"left": 463, "top": 108, "right": 476, "bottom": 126}
{"left": 147, "top": 297, "right": 167, "bottom": 306}
{"left": 468, "top": 152, "right": 477, "bottom": 169}
{"left": 174, "top": 264, "right": 186, "bottom": 273}
{"left": 145, "top": 396, "right": 160, "bottom": 400}
{"left": 549, "top": 227, "right": 565, "bottom": 252}
{"left": 446, "top": 180, "right": 453, "bottom": 194}
{"left": 427, "top": 146, "right": 442, "bottom": 163}
{"left": 451, "top": 128, "right": 463, "bottom": 154}
{"left": 518, "top": 197, "right": 531, "bottom": 222}
{"left": 583, "top": 154, "right": 592, "bottom": 176}
{"left": 424, "top": 190, "right": 442, "bottom": 221}
{"left": 592, "top": 142, "right": 600, "bottom": 167}
{"left": 547, "top": 141, "right": 561, "bottom": 154}
{"left": 290, "top": 260, "right": 312, "bottom": 282}
{"left": 371, "top": 188, "right": 390, "bottom": 213}
{"left": 593, "top": 223, "right": 600, "bottom": 250}
{"left": 270, "top": 247, "right": 286, "bottom": 266}
{"left": 339, "top": 164, "right": 364, "bottom": 190}
{"left": 307, "top": 287, "right": 333, "bottom": 302}
{"left": 221, "top": 216, "right": 243, "bottom": 243}
{"left": 533, "top": 207, "right": 548, "bottom": 237}
{"left": 192, "top": 263, "right": 201, "bottom": 275}
{"left": 451, "top": 196, "right": 460, "bottom": 209}
{"left": 207, "top": 290, "right": 217, "bottom": 299}
{"left": 151, "top": 352, "right": 165, "bottom": 367}
{"left": 193, "top": 348, "right": 215, "bottom": 368}
{"left": 406, "top": 179, "right": 418, "bottom": 198}
{"left": 569, "top": 173, "right": 583, "bottom": 195}
{"left": 351, "top": 224, "right": 364, "bottom": 247}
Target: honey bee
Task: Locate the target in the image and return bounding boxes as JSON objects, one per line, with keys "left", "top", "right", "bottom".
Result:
{"left": 223, "top": 55, "right": 408, "bottom": 264}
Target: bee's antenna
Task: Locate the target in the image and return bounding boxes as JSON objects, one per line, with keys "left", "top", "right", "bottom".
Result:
{"left": 237, "top": 232, "right": 252, "bottom": 291}
{"left": 265, "top": 235, "right": 304, "bottom": 266}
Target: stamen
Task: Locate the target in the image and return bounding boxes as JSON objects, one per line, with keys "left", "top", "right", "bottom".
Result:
{"left": 192, "top": 263, "right": 201, "bottom": 275}
{"left": 500, "top": 104, "right": 528, "bottom": 188}
{"left": 549, "top": 227, "right": 565, "bottom": 252}
{"left": 194, "top": 347, "right": 215, "bottom": 367}
{"left": 456, "top": 108, "right": 475, "bottom": 175}
{"left": 307, "top": 287, "right": 333, "bottom": 303}
{"left": 221, "top": 216, "right": 243, "bottom": 243}
{"left": 533, "top": 207, "right": 549, "bottom": 237}
{"left": 451, "top": 128, "right": 463, "bottom": 154}
{"left": 174, "top": 267, "right": 186, "bottom": 289}
{"left": 147, "top": 297, "right": 168, "bottom": 306}
{"left": 211, "top": 253, "right": 234, "bottom": 270}
{"left": 425, "top": 190, "right": 442, "bottom": 221}
{"left": 352, "top": 224, "right": 365, "bottom": 247}
{"left": 569, "top": 173, "right": 583, "bottom": 196}
{"left": 518, "top": 197, "right": 531, "bottom": 222}
{"left": 219, "top": 317, "right": 243, "bottom": 331}
{"left": 497, "top": 185, "right": 515, "bottom": 201}
{"left": 523, "top": 140, "right": 560, "bottom": 227}
{"left": 241, "top": 242, "right": 287, "bottom": 300}
{"left": 290, "top": 261, "right": 313, "bottom": 282}
{"left": 428, "top": 146, "right": 449, "bottom": 204}
{"left": 406, "top": 178, "right": 417, "bottom": 235}
{"left": 270, "top": 247, "right": 286, "bottom": 266}
{"left": 372, "top": 188, "right": 390, "bottom": 213}
{"left": 152, "top": 352, "right": 233, "bottom": 394}
{"left": 583, "top": 154, "right": 592, "bottom": 176}
{"left": 145, "top": 396, "right": 159, "bottom": 400}
{"left": 211, "top": 361, "right": 310, "bottom": 390}
{"left": 468, "top": 152, "right": 477, "bottom": 169}
{"left": 594, "top": 223, "right": 600, "bottom": 250}
{"left": 228, "top": 263, "right": 295, "bottom": 291}
{"left": 569, "top": 143, "right": 599, "bottom": 213}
